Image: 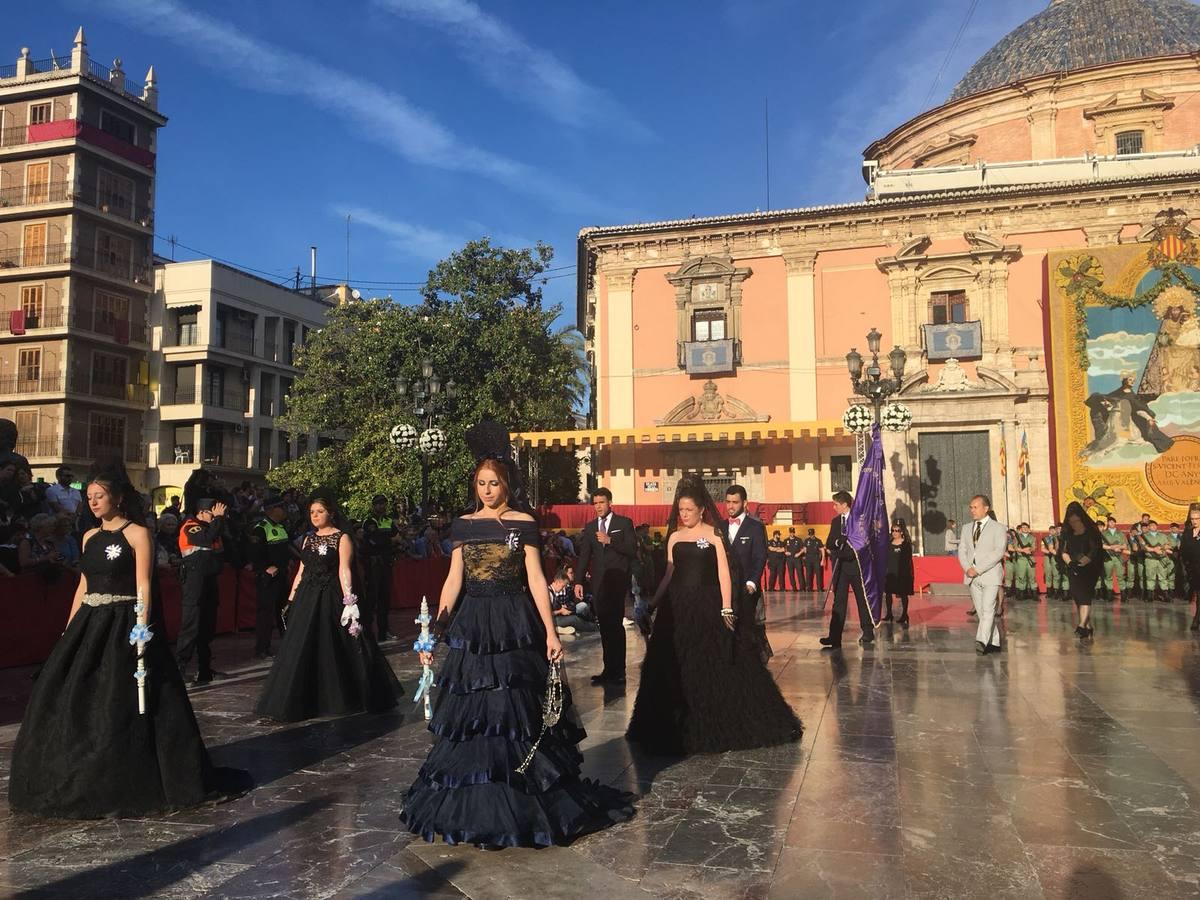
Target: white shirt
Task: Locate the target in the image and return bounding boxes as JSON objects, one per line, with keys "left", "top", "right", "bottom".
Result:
{"left": 46, "top": 482, "right": 81, "bottom": 516}
{"left": 728, "top": 513, "right": 745, "bottom": 542}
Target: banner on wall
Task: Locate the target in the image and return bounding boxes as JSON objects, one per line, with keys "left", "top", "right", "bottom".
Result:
{"left": 1047, "top": 209, "right": 1200, "bottom": 523}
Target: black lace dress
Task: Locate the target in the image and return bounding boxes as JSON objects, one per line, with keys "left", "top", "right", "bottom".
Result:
{"left": 400, "top": 517, "right": 634, "bottom": 847}
{"left": 8, "top": 524, "right": 251, "bottom": 818}
{"left": 255, "top": 530, "right": 401, "bottom": 721}
{"left": 627, "top": 540, "right": 802, "bottom": 755}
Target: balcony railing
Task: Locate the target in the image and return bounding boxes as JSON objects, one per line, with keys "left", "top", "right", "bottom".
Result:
{"left": 0, "top": 242, "right": 71, "bottom": 270}
{"left": 76, "top": 184, "right": 153, "bottom": 227}
{"left": 63, "top": 435, "right": 147, "bottom": 464}
{"left": 0, "top": 180, "right": 71, "bottom": 208}
{"left": 220, "top": 332, "right": 256, "bottom": 356}
{"left": 165, "top": 387, "right": 247, "bottom": 411}
{"left": 0, "top": 307, "right": 69, "bottom": 332}
{"left": 87, "top": 316, "right": 148, "bottom": 344}
{"left": 80, "top": 380, "right": 149, "bottom": 404}
{"left": 14, "top": 435, "right": 62, "bottom": 458}
{"left": 165, "top": 326, "right": 201, "bottom": 347}
{"left": 0, "top": 119, "right": 155, "bottom": 168}
{"left": 0, "top": 373, "right": 65, "bottom": 395}
{"left": 73, "top": 244, "right": 151, "bottom": 285}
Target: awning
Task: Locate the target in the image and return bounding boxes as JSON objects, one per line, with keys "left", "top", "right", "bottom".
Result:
{"left": 511, "top": 420, "right": 846, "bottom": 450}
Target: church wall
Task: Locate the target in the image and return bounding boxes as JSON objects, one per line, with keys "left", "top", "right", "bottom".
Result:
{"left": 813, "top": 247, "right": 891, "bottom": 361}
{"left": 630, "top": 264, "right": 678, "bottom": 372}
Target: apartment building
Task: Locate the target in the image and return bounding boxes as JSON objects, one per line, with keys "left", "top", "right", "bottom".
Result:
{"left": 0, "top": 31, "right": 163, "bottom": 481}
{"left": 149, "top": 259, "right": 333, "bottom": 500}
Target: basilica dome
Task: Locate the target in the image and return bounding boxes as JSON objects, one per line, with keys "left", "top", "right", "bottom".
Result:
{"left": 950, "top": 0, "right": 1200, "bottom": 101}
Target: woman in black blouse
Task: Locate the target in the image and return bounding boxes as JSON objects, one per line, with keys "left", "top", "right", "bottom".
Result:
{"left": 884, "top": 518, "right": 914, "bottom": 626}
{"left": 1058, "top": 502, "right": 1103, "bottom": 639}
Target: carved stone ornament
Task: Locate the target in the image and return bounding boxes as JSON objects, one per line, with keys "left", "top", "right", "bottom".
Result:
{"left": 922, "top": 358, "right": 976, "bottom": 393}
{"left": 655, "top": 380, "right": 771, "bottom": 426}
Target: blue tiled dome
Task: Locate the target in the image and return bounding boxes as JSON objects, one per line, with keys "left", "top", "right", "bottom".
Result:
{"left": 950, "top": 0, "right": 1200, "bottom": 101}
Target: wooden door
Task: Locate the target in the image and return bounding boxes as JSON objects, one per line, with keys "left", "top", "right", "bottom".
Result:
{"left": 25, "top": 162, "right": 50, "bottom": 204}
{"left": 919, "top": 431, "right": 991, "bottom": 553}
{"left": 22, "top": 223, "right": 47, "bottom": 266}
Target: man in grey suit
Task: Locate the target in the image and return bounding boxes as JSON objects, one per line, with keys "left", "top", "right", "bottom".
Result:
{"left": 958, "top": 494, "right": 1007, "bottom": 654}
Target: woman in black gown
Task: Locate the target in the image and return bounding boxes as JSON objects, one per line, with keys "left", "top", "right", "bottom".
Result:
{"left": 883, "top": 518, "right": 915, "bottom": 626}
{"left": 256, "top": 491, "right": 401, "bottom": 721}
{"left": 627, "top": 477, "right": 802, "bottom": 756}
{"left": 1058, "top": 501, "right": 1103, "bottom": 640}
{"left": 8, "top": 468, "right": 251, "bottom": 818}
{"left": 401, "top": 422, "right": 634, "bottom": 848}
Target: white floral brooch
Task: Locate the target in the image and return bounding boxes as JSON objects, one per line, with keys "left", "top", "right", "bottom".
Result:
{"left": 316, "top": 542, "right": 329, "bottom": 556}
{"left": 505, "top": 528, "right": 523, "bottom": 553}
{"left": 695, "top": 538, "right": 711, "bottom": 550}
{"left": 105, "top": 544, "right": 123, "bottom": 561}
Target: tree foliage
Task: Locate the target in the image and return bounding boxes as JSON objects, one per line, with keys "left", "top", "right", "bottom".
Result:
{"left": 269, "top": 239, "right": 582, "bottom": 516}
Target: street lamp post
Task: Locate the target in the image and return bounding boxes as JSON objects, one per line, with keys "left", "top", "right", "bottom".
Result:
{"left": 395, "top": 358, "right": 457, "bottom": 513}
{"left": 845, "top": 327, "right": 907, "bottom": 424}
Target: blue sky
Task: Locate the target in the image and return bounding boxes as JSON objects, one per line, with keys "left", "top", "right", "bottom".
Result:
{"left": 16, "top": 0, "right": 1046, "bottom": 317}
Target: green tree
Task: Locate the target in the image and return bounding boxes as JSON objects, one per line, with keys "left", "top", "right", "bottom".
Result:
{"left": 269, "top": 239, "right": 581, "bottom": 515}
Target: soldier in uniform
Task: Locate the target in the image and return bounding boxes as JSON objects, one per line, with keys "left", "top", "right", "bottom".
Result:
{"left": 249, "top": 497, "right": 293, "bottom": 659}
{"left": 362, "top": 494, "right": 398, "bottom": 641}
{"left": 1100, "top": 516, "right": 1128, "bottom": 601}
{"left": 1129, "top": 514, "right": 1150, "bottom": 601}
{"left": 1012, "top": 523, "right": 1036, "bottom": 600}
{"left": 1142, "top": 520, "right": 1172, "bottom": 602}
{"left": 1041, "top": 524, "right": 1062, "bottom": 600}
{"left": 177, "top": 498, "right": 227, "bottom": 685}
{"left": 1169, "top": 522, "right": 1184, "bottom": 599}
{"left": 783, "top": 528, "right": 803, "bottom": 591}
{"left": 803, "top": 528, "right": 825, "bottom": 593}
{"left": 766, "top": 530, "right": 786, "bottom": 592}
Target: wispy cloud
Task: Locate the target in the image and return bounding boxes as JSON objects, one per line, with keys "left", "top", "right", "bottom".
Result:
{"left": 373, "top": 0, "right": 654, "bottom": 141}
{"left": 94, "top": 0, "right": 609, "bottom": 213}
{"left": 789, "top": 0, "right": 1042, "bottom": 205}
{"left": 341, "top": 206, "right": 465, "bottom": 262}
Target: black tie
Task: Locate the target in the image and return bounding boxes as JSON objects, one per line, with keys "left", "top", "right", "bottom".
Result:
{"left": 973, "top": 521, "right": 982, "bottom": 545}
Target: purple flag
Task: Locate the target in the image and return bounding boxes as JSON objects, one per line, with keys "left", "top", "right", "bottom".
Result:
{"left": 846, "top": 424, "right": 890, "bottom": 624}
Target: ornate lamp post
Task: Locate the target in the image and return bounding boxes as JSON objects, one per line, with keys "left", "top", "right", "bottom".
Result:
{"left": 394, "top": 358, "right": 457, "bottom": 513}
{"left": 845, "top": 327, "right": 907, "bottom": 425}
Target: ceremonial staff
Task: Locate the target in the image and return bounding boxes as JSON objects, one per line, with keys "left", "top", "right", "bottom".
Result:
{"left": 129, "top": 590, "right": 153, "bottom": 715}
{"left": 412, "top": 596, "right": 436, "bottom": 720}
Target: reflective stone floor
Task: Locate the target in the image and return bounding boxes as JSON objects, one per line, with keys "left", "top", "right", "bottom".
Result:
{"left": 3, "top": 591, "right": 1200, "bottom": 899}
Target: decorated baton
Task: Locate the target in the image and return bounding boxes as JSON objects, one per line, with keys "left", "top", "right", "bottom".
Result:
{"left": 412, "top": 596, "right": 436, "bottom": 720}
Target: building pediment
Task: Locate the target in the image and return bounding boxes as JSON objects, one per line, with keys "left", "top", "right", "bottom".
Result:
{"left": 655, "top": 380, "right": 770, "bottom": 426}
{"left": 1083, "top": 89, "right": 1175, "bottom": 121}
{"left": 877, "top": 232, "right": 1021, "bottom": 273}
{"left": 666, "top": 255, "right": 752, "bottom": 285}
{"left": 912, "top": 132, "right": 977, "bottom": 168}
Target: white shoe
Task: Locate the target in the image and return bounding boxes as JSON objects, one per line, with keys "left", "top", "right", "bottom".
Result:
{"left": 622, "top": 617, "right": 635, "bottom": 627}
{"left": 556, "top": 625, "right": 576, "bottom": 635}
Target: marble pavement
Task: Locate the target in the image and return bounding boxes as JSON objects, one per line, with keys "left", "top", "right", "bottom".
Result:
{"left": 3, "top": 591, "right": 1200, "bottom": 899}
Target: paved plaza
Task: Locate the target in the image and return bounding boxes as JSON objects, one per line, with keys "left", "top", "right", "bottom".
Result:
{"left": 2, "top": 592, "right": 1200, "bottom": 899}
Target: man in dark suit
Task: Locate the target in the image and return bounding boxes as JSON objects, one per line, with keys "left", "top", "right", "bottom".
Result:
{"left": 820, "top": 490, "right": 874, "bottom": 650}
{"left": 574, "top": 487, "right": 636, "bottom": 684}
{"left": 723, "top": 485, "right": 771, "bottom": 661}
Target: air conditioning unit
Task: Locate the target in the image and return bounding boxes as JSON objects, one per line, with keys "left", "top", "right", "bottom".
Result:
{"left": 234, "top": 423, "right": 244, "bottom": 435}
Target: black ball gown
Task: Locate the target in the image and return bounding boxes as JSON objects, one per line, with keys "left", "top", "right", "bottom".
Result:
{"left": 627, "top": 539, "right": 802, "bottom": 755}
{"left": 400, "top": 517, "right": 635, "bottom": 847}
{"left": 8, "top": 523, "right": 252, "bottom": 818}
{"left": 255, "top": 530, "right": 401, "bottom": 721}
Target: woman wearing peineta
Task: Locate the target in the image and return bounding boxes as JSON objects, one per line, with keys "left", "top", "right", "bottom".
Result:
{"left": 400, "top": 418, "right": 634, "bottom": 848}
{"left": 626, "top": 475, "right": 802, "bottom": 756}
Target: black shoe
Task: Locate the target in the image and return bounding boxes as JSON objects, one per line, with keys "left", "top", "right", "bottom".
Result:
{"left": 898, "top": 615, "right": 910, "bottom": 627}
{"left": 379, "top": 632, "right": 394, "bottom": 642}
{"left": 966, "top": 608, "right": 977, "bottom": 617}
{"left": 590, "top": 673, "right": 609, "bottom": 684}
{"left": 819, "top": 636, "right": 841, "bottom": 647}
{"left": 193, "top": 672, "right": 214, "bottom": 686}
{"left": 819, "top": 643, "right": 841, "bottom": 652}
{"left": 881, "top": 613, "right": 894, "bottom": 622}
{"left": 859, "top": 633, "right": 874, "bottom": 644}
{"left": 254, "top": 651, "right": 274, "bottom": 660}
{"left": 975, "top": 641, "right": 987, "bottom": 655}
{"left": 1074, "top": 625, "right": 1086, "bottom": 636}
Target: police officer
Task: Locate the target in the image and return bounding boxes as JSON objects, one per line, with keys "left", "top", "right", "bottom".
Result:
{"left": 803, "top": 528, "right": 825, "bottom": 592}
{"left": 362, "top": 494, "right": 398, "bottom": 641}
{"left": 766, "top": 530, "right": 786, "bottom": 592}
{"left": 177, "top": 498, "right": 227, "bottom": 685}
{"left": 249, "top": 497, "right": 292, "bottom": 659}
{"left": 783, "top": 528, "right": 804, "bottom": 591}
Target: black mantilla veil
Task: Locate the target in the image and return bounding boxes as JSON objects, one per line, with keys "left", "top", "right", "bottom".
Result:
{"left": 463, "top": 417, "right": 532, "bottom": 514}
{"left": 667, "top": 475, "right": 741, "bottom": 583}
{"left": 1062, "top": 501, "right": 1103, "bottom": 543}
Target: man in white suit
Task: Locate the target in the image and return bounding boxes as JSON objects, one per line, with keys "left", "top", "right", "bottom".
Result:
{"left": 958, "top": 494, "right": 1007, "bottom": 654}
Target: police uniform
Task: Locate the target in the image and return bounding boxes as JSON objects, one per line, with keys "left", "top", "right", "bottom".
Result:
{"left": 782, "top": 535, "right": 801, "bottom": 592}
{"left": 766, "top": 536, "right": 786, "bottom": 591}
{"left": 363, "top": 511, "right": 398, "bottom": 640}
{"left": 803, "top": 534, "right": 825, "bottom": 592}
{"left": 177, "top": 500, "right": 224, "bottom": 683}
{"left": 249, "top": 503, "right": 292, "bottom": 656}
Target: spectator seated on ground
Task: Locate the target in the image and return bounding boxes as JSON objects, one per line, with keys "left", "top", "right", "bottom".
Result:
{"left": 549, "top": 566, "right": 598, "bottom": 634}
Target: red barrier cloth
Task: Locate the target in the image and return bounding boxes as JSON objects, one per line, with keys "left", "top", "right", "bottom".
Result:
{"left": 391, "top": 557, "right": 451, "bottom": 609}
{"left": 0, "top": 573, "right": 77, "bottom": 668}
{"left": 913, "top": 555, "right": 966, "bottom": 588}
